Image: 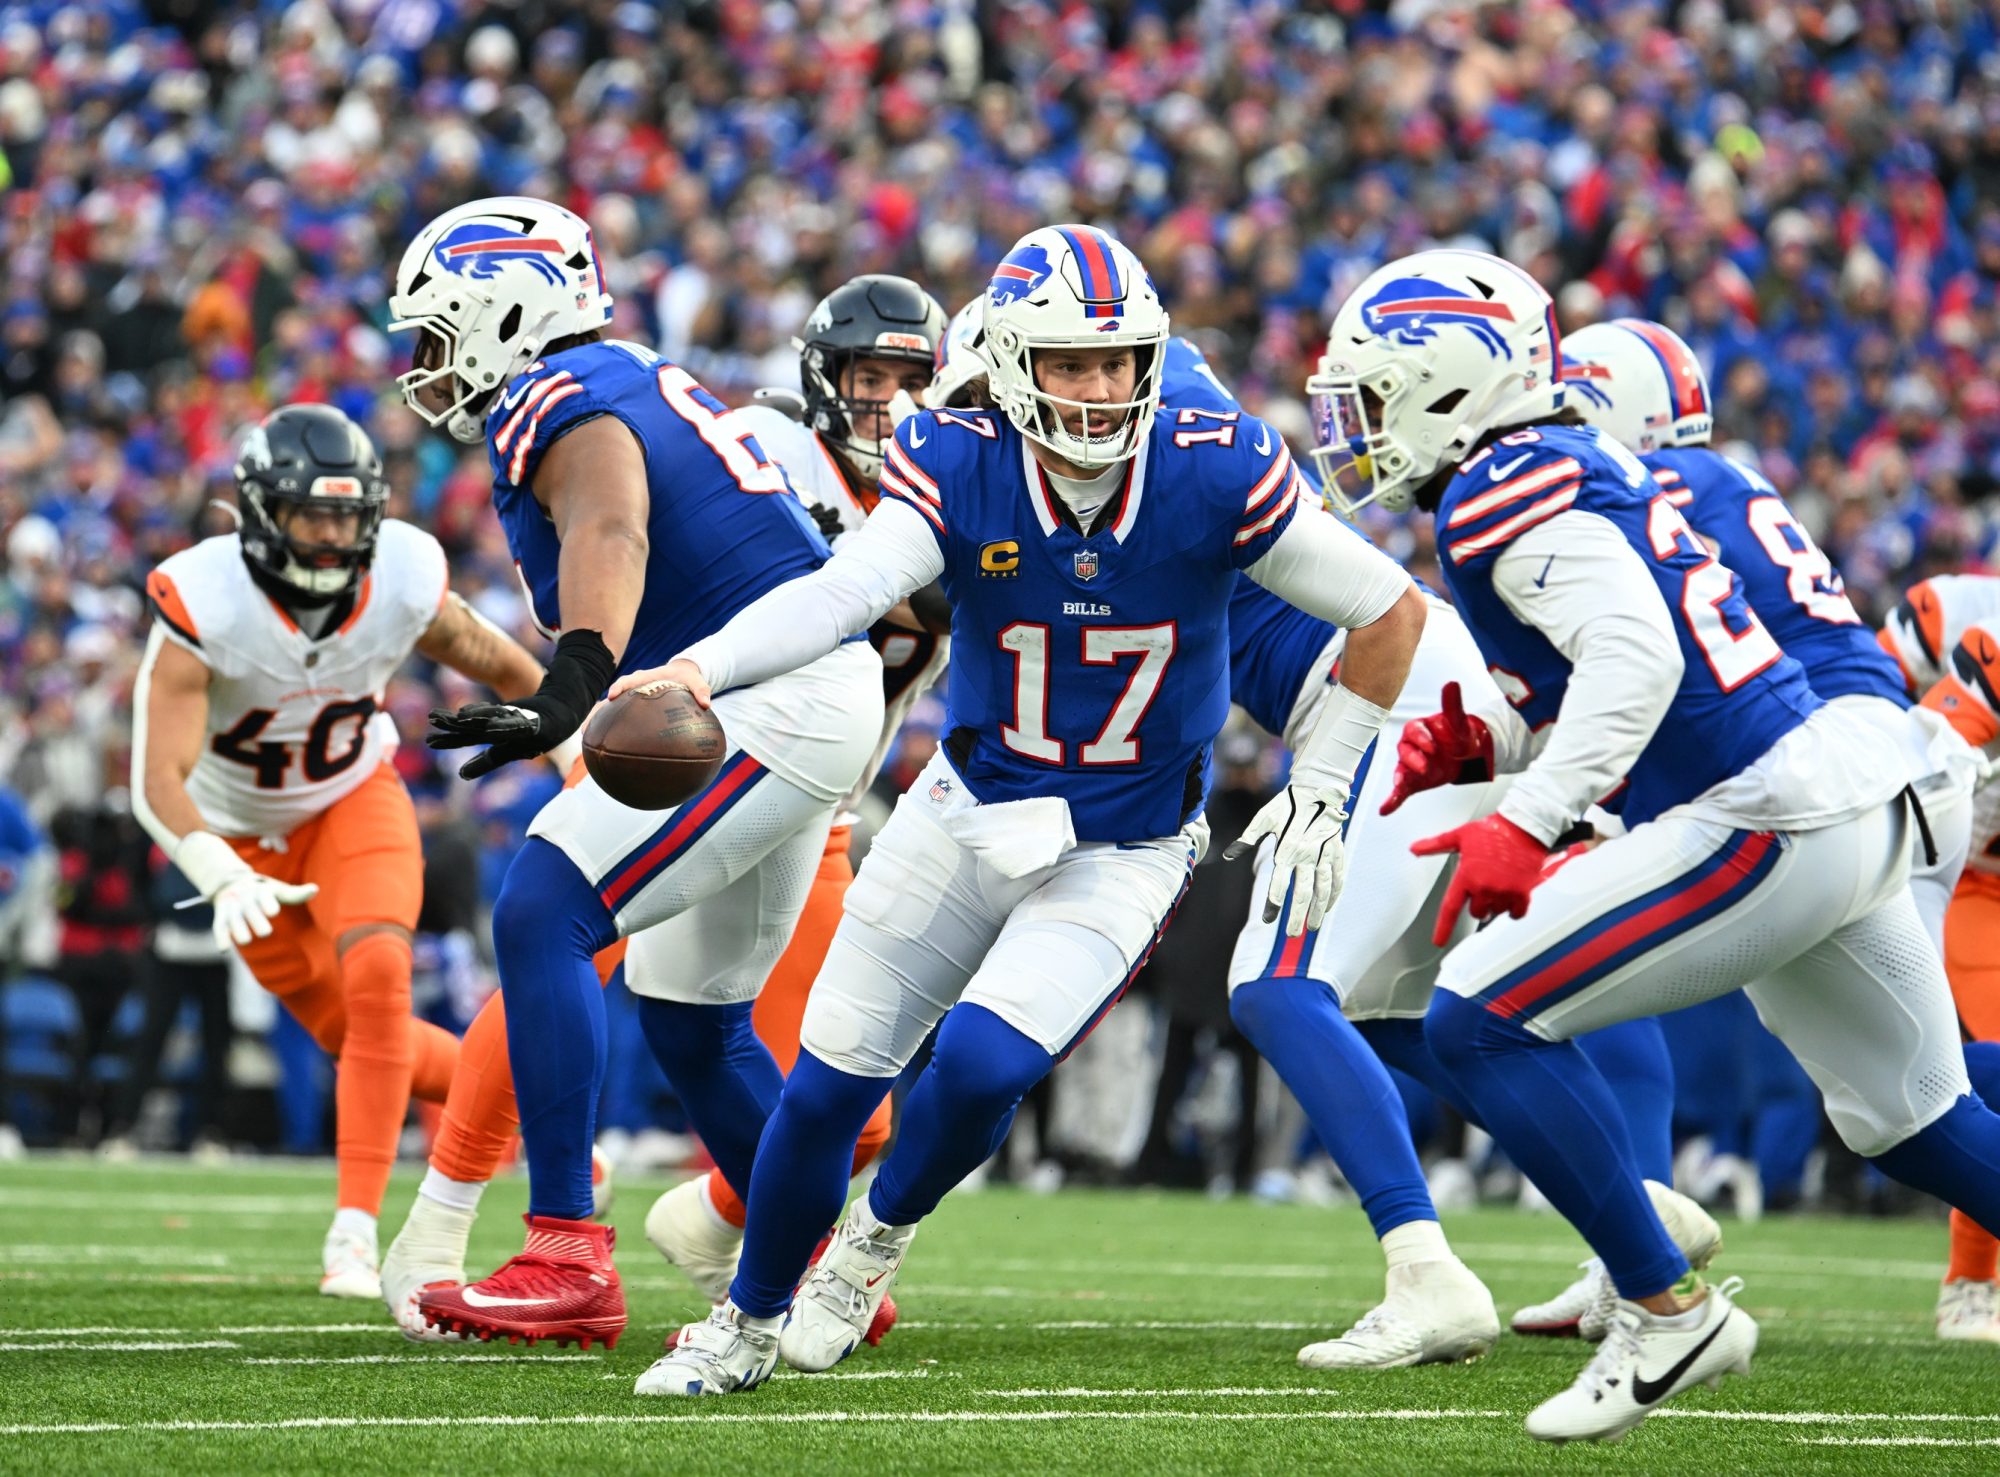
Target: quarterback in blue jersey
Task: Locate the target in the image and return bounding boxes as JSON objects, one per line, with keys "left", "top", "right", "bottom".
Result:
{"left": 1315, "top": 248, "right": 2000, "bottom": 1443}
{"left": 615, "top": 224, "right": 1428, "bottom": 1396}
{"left": 384, "top": 197, "right": 885, "bottom": 1350}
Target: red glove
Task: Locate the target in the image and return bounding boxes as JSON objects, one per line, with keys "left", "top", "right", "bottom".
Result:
{"left": 1379, "top": 681, "right": 1496, "bottom": 816}
{"left": 1410, "top": 814, "right": 1552, "bottom": 947}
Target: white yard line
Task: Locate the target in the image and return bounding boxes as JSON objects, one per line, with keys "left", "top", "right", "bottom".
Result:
{"left": 1800, "top": 1437, "right": 2000, "bottom": 1447}
{"left": 0, "top": 1340, "right": 240, "bottom": 1352}
{"left": 985, "top": 1249, "right": 1949, "bottom": 1283}
{"left": 242, "top": 1354, "right": 596, "bottom": 1366}
{"left": 989, "top": 1388, "right": 1343, "bottom": 1398}
{"left": 0, "top": 1190, "right": 329, "bottom": 1215}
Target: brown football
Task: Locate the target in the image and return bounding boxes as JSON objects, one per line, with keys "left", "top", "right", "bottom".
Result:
{"left": 582, "top": 683, "right": 727, "bottom": 810}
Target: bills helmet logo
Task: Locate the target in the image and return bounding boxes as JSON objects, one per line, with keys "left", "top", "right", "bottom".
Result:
{"left": 434, "top": 222, "right": 568, "bottom": 287}
{"left": 989, "top": 244, "right": 1054, "bottom": 307}
{"left": 1559, "top": 356, "right": 1616, "bottom": 410}
{"left": 1073, "top": 548, "right": 1099, "bottom": 581}
{"left": 1360, "top": 278, "right": 1517, "bottom": 359}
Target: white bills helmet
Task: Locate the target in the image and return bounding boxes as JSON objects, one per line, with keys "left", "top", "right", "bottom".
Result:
{"left": 926, "top": 297, "right": 992, "bottom": 410}
{"left": 1308, "top": 249, "right": 1564, "bottom": 515}
{"left": 388, "top": 196, "right": 615, "bottom": 444}
{"left": 982, "top": 225, "right": 1168, "bottom": 468}
{"left": 1561, "top": 318, "right": 1715, "bottom": 453}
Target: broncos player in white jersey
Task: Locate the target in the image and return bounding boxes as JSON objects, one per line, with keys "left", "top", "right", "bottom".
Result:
{"left": 619, "top": 223, "right": 1428, "bottom": 1396}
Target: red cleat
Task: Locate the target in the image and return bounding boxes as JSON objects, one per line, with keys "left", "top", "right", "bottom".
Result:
{"left": 420, "top": 1214, "right": 626, "bottom": 1350}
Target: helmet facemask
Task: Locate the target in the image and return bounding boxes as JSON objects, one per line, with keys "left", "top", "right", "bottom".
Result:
{"left": 1307, "top": 362, "right": 1429, "bottom": 516}
{"left": 988, "top": 325, "right": 1164, "bottom": 470}
{"left": 242, "top": 486, "right": 385, "bottom": 601}
{"left": 802, "top": 345, "right": 936, "bottom": 484}
{"left": 393, "top": 301, "right": 553, "bottom": 445}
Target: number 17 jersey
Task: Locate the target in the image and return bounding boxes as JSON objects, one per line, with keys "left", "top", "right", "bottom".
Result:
{"left": 880, "top": 405, "right": 1304, "bottom": 842}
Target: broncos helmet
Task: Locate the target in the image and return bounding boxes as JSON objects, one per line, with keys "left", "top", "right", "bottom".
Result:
{"left": 234, "top": 404, "right": 390, "bottom": 604}
{"left": 797, "top": 274, "right": 947, "bottom": 484}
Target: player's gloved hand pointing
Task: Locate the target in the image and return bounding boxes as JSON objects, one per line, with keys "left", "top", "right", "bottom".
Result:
{"left": 429, "top": 629, "right": 617, "bottom": 779}
{"left": 173, "top": 832, "right": 318, "bottom": 950}
{"left": 1379, "top": 681, "right": 1495, "bottom": 815}
{"left": 1409, "top": 814, "right": 1551, "bottom": 946}
{"left": 1224, "top": 782, "right": 1350, "bottom": 938}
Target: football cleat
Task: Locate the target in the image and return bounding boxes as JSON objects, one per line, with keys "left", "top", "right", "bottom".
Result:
{"left": 1514, "top": 1181, "right": 1723, "bottom": 1340}
{"left": 635, "top": 1301, "right": 780, "bottom": 1396}
{"left": 1297, "top": 1257, "right": 1499, "bottom": 1369}
{"left": 778, "top": 1201, "right": 915, "bottom": 1373}
{"left": 419, "top": 1214, "right": 625, "bottom": 1350}
{"left": 1937, "top": 1279, "right": 2000, "bottom": 1343}
{"left": 319, "top": 1220, "right": 382, "bottom": 1301}
{"left": 645, "top": 1178, "right": 743, "bottom": 1306}
{"left": 1525, "top": 1277, "right": 1756, "bottom": 1444}
{"left": 381, "top": 1194, "right": 474, "bottom": 1342}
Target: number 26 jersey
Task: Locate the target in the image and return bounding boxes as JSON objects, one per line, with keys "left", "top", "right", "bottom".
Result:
{"left": 146, "top": 522, "right": 448, "bottom": 839}
{"left": 880, "top": 405, "right": 1304, "bottom": 842}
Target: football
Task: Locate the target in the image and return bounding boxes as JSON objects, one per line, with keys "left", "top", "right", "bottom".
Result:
{"left": 581, "top": 682, "right": 726, "bottom": 810}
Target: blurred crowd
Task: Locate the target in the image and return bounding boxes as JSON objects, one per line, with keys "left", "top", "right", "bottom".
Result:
{"left": 0, "top": 0, "right": 1993, "bottom": 1211}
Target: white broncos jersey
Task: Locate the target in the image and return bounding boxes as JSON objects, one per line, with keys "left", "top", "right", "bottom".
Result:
{"left": 734, "top": 402, "right": 950, "bottom": 825}
{"left": 1881, "top": 574, "right": 2000, "bottom": 692}
{"left": 146, "top": 520, "right": 448, "bottom": 838}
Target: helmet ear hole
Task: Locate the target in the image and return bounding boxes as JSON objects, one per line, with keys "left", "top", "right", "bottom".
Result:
{"left": 1426, "top": 388, "right": 1467, "bottom": 415}
{"left": 498, "top": 304, "right": 522, "bottom": 342}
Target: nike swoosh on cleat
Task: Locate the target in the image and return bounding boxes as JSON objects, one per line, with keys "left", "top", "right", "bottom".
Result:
{"left": 459, "top": 1288, "right": 558, "bottom": 1309}
{"left": 864, "top": 1271, "right": 890, "bottom": 1288}
{"left": 1629, "top": 1311, "right": 1732, "bottom": 1405}
{"left": 1489, "top": 453, "right": 1532, "bottom": 481}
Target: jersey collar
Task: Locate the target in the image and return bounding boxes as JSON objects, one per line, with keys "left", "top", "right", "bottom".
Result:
{"left": 1019, "top": 434, "right": 1150, "bottom": 544}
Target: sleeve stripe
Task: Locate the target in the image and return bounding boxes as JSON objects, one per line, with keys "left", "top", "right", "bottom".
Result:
{"left": 1234, "top": 477, "right": 1300, "bottom": 546}
{"left": 493, "top": 372, "right": 574, "bottom": 453}
{"left": 1664, "top": 488, "right": 1694, "bottom": 507}
{"left": 1447, "top": 484, "right": 1579, "bottom": 561}
{"left": 879, "top": 467, "right": 937, "bottom": 510}
{"left": 508, "top": 382, "right": 588, "bottom": 485}
{"left": 1445, "top": 458, "right": 1581, "bottom": 527}
{"left": 886, "top": 438, "right": 939, "bottom": 497}
{"left": 145, "top": 570, "right": 200, "bottom": 647}
{"left": 885, "top": 484, "right": 946, "bottom": 533}
{"left": 1242, "top": 445, "right": 1294, "bottom": 515}
{"left": 1651, "top": 466, "right": 1683, "bottom": 486}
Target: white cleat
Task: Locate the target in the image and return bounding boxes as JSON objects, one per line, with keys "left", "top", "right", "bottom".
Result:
{"left": 1525, "top": 1277, "right": 1757, "bottom": 1445}
{"left": 592, "top": 1146, "right": 616, "bottom": 1220}
{"left": 319, "top": 1221, "right": 382, "bottom": 1301}
{"left": 635, "top": 1301, "right": 779, "bottom": 1396}
{"left": 1937, "top": 1279, "right": 2000, "bottom": 1343}
{"left": 380, "top": 1195, "right": 474, "bottom": 1340}
{"left": 645, "top": 1178, "right": 743, "bottom": 1307}
{"left": 1298, "top": 1258, "right": 1500, "bottom": 1369}
{"left": 1514, "top": 1181, "right": 1724, "bottom": 1342}
{"left": 778, "top": 1199, "right": 915, "bottom": 1373}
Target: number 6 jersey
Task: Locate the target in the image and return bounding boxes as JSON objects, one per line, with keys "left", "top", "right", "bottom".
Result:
{"left": 145, "top": 522, "right": 449, "bottom": 838}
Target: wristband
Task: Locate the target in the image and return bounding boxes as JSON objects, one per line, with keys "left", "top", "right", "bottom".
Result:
{"left": 173, "top": 830, "right": 253, "bottom": 900}
{"left": 540, "top": 629, "right": 619, "bottom": 731}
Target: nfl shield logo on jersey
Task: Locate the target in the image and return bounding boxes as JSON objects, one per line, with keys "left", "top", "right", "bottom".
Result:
{"left": 1073, "top": 548, "right": 1099, "bottom": 581}
{"left": 928, "top": 776, "right": 954, "bottom": 803}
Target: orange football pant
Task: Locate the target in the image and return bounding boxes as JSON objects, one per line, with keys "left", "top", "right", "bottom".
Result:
{"left": 228, "top": 763, "right": 458, "bottom": 1216}
{"left": 1945, "top": 869, "right": 2000, "bottom": 1283}
{"left": 429, "top": 824, "right": 892, "bottom": 1222}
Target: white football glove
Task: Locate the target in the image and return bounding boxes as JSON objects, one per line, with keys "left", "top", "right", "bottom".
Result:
{"left": 173, "top": 831, "right": 319, "bottom": 949}
{"left": 1224, "top": 784, "right": 1350, "bottom": 937}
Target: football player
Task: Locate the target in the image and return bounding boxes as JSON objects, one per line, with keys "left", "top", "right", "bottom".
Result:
{"left": 386, "top": 197, "right": 885, "bottom": 1351}
{"left": 1881, "top": 574, "right": 2000, "bottom": 694}
{"left": 1507, "top": 319, "right": 1980, "bottom": 1340}
{"left": 131, "top": 403, "right": 563, "bottom": 1298}
{"left": 620, "top": 224, "right": 1428, "bottom": 1395}
{"left": 1319, "top": 248, "right": 2000, "bottom": 1442}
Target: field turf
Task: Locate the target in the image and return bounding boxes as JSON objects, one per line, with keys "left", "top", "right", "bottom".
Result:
{"left": 0, "top": 1156, "right": 1996, "bottom": 1474}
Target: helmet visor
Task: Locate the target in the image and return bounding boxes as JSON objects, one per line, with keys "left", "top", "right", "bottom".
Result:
{"left": 1308, "top": 377, "right": 1388, "bottom": 518}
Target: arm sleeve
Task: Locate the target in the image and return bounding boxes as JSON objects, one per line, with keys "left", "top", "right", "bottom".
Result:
{"left": 1243, "top": 500, "right": 1414, "bottom": 631}
{"left": 677, "top": 496, "right": 945, "bottom": 692}
{"left": 1488, "top": 510, "right": 1683, "bottom": 845}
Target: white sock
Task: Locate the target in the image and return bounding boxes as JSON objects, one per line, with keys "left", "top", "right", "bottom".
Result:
{"left": 850, "top": 1192, "right": 907, "bottom": 1238}
{"left": 417, "top": 1167, "right": 486, "bottom": 1215}
{"left": 332, "top": 1206, "right": 378, "bottom": 1241}
{"left": 696, "top": 1177, "right": 744, "bottom": 1238}
{"left": 1380, "top": 1219, "right": 1450, "bottom": 1270}
{"left": 726, "top": 1299, "right": 784, "bottom": 1334}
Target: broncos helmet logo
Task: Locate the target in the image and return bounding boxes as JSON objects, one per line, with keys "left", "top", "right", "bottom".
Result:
{"left": 1560, "top": 356, "right": 1616, "bottom": 410}
{"left": 1360, "top": 278, "right": 1517, "bottom": 359}
{"left": 433, "top": 222, "right": 568, "bottom": 287}
{"left": 989, "top": 244, "right": 1054, "bottom": 307}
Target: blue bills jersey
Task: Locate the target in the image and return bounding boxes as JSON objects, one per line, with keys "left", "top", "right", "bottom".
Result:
{"left": 1646, "top": 447, "right": 1908, "bottom": 707}
{"left": 1435, "top": 423, "right": 1821, "bottom": 826}
{"left": 1160, "top": 335, "right": 1352, "bottom": 739}
{"left": 483, "top": 340, "right": 831, "bottom": 674}
{"left": 878, "top": 402, "right": 1304, "bottom": 841}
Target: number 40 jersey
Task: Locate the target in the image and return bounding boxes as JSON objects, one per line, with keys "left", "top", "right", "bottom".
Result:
{"left": 145, "top": 522, "right": 448, "bottom": 839}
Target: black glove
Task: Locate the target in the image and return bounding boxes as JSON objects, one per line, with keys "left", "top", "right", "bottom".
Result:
{"left": 808, "top": 501, "right": 845, "bottom": 541}
{"left": 428, "top": 628, "right": 617, "bottom": 780}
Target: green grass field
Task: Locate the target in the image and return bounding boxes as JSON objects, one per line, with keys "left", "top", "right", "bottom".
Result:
{"left": 1, "top": 1157, "right": 1996, "bottom": 1474}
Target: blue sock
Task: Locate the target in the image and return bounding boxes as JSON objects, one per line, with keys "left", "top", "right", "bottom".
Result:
{"left": 636, "top": 997, "right": 784, "bottom": 1207}
{"left": 492, "top": 839, "right": 618, "bottom": 1221}
{"left": 1232, "top": 977, "right": 1435, "bottom": 1236}
{"left": 1576, "top": 1019, "right": 1676, "bottom": 1185}
{"left": 1872, "top": 1092, "right": 2000, "bottom": 1237}
{"left": 870, "top": 1004, "right": 1053, "bottom": 1226}
{"left": 730, "top": 1051, "right": 892, "bottom": 1318}
{"left": 1354, "top": 1016, "right": 1484, "bottom": 1125}
{"left": 1427, "top": 991, "right": 1686, "bottom": 1298}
